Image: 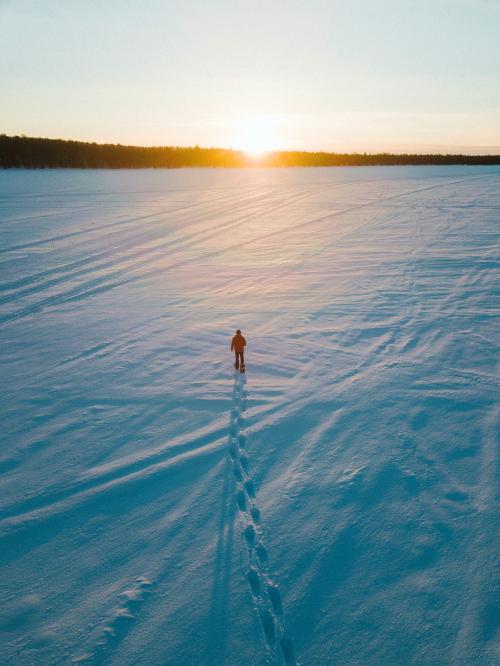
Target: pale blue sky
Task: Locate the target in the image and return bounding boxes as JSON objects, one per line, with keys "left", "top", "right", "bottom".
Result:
{"left": 1, "top": 0, "right": 499, "bottom": 152}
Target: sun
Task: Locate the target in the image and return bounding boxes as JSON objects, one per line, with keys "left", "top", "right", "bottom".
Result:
{"left": 235, "top": 116, "right": 278, "bottom": 158}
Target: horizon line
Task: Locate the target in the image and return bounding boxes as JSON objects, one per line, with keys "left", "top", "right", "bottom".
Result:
{"left": 3, "top": 133, "right": 500, "bottom": 157}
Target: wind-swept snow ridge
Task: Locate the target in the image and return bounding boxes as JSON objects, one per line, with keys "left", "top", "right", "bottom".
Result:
{"left": 229, "top": 372, "right": 297, "bottom": 665}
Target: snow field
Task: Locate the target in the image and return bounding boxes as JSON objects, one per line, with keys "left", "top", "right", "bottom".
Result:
{"left": 0, "top": 166, "right": 498, "bottom": 665}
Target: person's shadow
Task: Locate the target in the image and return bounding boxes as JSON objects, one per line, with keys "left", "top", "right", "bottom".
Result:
{"left": 208, "top": 373, "right": 241, "bottom": 664}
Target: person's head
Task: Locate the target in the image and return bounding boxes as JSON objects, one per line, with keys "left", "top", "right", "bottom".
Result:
{"left": 236, "top": 329, "right": 241, "bottom": 335}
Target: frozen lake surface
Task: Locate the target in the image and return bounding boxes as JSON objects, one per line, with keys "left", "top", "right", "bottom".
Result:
{"left": 0, "top": 166, "right": 499, "bottom": 665}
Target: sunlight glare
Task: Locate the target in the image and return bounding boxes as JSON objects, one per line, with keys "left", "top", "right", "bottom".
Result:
{"left": 235, "top": 116, "right": 278, "bottom": 157}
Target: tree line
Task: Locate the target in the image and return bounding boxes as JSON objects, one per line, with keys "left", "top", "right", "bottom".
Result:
{"left": 1, "top": 134, "right": 499, "bottom": 168}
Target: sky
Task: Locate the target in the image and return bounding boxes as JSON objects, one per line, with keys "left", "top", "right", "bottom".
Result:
{"left": 1, "top": 0, "right": 500, "bottom": 153}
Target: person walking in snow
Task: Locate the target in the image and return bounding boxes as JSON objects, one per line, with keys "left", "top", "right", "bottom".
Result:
{"left": 231, "top": 329, "right": 246, "bottom": 372}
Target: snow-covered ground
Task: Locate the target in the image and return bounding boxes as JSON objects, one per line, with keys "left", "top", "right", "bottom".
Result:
{"left": 0, "top": 166, "right": 498, "bottom": 665}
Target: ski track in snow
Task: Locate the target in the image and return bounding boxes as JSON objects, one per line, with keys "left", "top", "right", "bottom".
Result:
{"left": 0, "top": 166, "right": 499, "bottom": 665}
{"left": 0, "top": 174, "right": 485, "bottom": 328}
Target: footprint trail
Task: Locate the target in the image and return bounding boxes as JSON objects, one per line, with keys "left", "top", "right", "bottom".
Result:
{"left": 228, "top": 372, "right": 297, "bottom": 665}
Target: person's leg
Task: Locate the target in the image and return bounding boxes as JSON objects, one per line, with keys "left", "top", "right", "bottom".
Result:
{"left": 234, "top": 351, "right": 240, "bottom": 369}
{"left": 240, "top": 351, "right": 245, "bottom": 368}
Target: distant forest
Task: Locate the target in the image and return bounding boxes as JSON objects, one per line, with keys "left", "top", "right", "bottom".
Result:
{"left": 1, "top": 134, "right": 499, "bottom": 168}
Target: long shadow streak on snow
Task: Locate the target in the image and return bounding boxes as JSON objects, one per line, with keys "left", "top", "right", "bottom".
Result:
{"left": 0, "top": 438, "right": 224, "bottom": 565}
{"left": 0, "top": 423, "right": 228, "bottom": 525}
{"left": 209, "top": 453, "right": 236, "bottom": 665}
{"left": 230, "top": 372, "right": 297, "bottom": 665}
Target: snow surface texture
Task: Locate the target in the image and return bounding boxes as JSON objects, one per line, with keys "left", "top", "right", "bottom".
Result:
{"left": 0, "top": 166, "right": 499, "bottom": 665}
